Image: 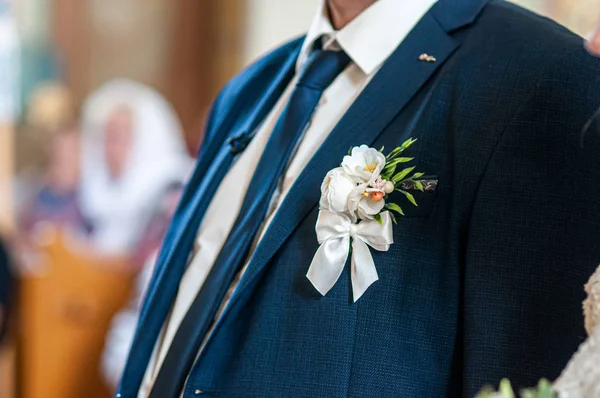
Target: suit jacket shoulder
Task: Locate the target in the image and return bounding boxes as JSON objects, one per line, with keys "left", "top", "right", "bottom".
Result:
{"left": 198, "top": 37, "right": 304, "bottom": 159}
{"left": 468, "top": 0, "right": 600, "bottom": 93}
{"left": 435, "top": 0, "right": 600, "bottom": 147}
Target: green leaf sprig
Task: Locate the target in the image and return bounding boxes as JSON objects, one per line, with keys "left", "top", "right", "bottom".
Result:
{"left": 475, "top": 378, "right": 556, "bottom": 398}
{"left": 379, "top": 138, "right": 426, "bottom": 223}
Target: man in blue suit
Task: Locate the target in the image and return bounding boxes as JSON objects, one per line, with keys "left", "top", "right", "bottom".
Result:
{"left": 118, "top": 0, "right": 600, "bottom": 396}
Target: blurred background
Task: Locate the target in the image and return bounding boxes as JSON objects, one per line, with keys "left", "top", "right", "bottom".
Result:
{"left": 0, "top": 1, "right": 595, "bottom": 397}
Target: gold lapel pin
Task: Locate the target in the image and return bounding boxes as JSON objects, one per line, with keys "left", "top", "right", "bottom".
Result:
{"left": 418, "top": 53, "right": 436, "bottom": 63}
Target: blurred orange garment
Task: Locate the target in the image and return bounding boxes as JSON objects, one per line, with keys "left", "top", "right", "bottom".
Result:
{"left": 19, "top": 227, "right": 135, "bottom": 398}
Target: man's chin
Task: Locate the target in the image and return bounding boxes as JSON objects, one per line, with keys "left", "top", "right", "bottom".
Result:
{"left": 586, "top": 42, "right": 600, "bottom": 56}
{"left": 586, "top": 29, "right": 600, "bottom": 56}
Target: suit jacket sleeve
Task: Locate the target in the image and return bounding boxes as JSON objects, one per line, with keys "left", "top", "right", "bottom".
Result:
{"left": 463, "top": 46, "right": 600, "bottom": 392}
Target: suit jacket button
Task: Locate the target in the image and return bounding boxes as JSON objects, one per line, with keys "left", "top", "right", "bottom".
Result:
{"left": 194, "top": 390, "right": 203, "bottom": 395}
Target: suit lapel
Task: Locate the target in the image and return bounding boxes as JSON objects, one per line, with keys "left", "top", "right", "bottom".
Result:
{"left": 159, "top": 46, "right": 301, "bottom": 275}
{"left": 229, "top": 9, "right": 461, "bottom": 304}
{"left": 136, "top": 43, "right": 302, "bottom": 337}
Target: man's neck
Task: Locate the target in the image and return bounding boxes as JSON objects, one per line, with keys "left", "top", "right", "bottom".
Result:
{"left": 327, "top": 0, "right": 377, "bottom": 30}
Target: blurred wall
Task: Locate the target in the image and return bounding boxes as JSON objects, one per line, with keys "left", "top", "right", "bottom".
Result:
{"left": 48, "top": 0, "right": 223, "bottom": 150}
{"left": 242, "top": 0, "right": 318, "bottom": 66}
{"left": 514, "top": 0, "right": 596, "bottom": 36}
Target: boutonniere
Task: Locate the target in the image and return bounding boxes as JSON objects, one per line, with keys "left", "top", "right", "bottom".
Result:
{"left": 306, "top": 138, "right": 425, "bottom": 302}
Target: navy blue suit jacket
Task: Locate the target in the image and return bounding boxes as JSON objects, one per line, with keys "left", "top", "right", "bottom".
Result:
{"left": 119, "top": 0, "right": 600, "bottom": 396}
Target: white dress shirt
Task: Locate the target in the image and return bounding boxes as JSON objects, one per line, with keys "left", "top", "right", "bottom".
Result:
{"left": 138, "top": 0, "right": 436, "bottom": 396}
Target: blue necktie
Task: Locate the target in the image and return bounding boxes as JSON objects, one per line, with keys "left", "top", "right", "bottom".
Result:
{"left": 148, "top": 47, "right": 351, "bottom": 397}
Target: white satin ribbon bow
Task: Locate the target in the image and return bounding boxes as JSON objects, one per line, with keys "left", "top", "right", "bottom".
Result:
{"left": 306, "top": 210, "right": 394, "bottom": 302}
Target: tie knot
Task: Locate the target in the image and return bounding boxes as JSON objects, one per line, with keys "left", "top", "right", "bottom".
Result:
{"left": 296, "top": 49, "right": 351, "bottom": 91}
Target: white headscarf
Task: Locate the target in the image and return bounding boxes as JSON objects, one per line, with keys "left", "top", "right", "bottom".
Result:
{"left": 80, "top": 79, "right": 193, "bottom": 255}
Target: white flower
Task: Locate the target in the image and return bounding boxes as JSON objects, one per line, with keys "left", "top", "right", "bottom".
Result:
{"left": 342, "top": 145, "right": 386, "bottom": 185}
{"left": 319, "top": 168, "right": 356, "bottom": 214}
{"left": 584, "top": 265, "right": 600, "bottom": 336}
{"left": 348, "top": 183, "right": 386, "bottom": 222}
{"left": 370, "top": 176, "right": 387, "bottom": 192}
{"left": 553, "top": 264, "right": 600, "bottom": 398}
{"left": 554, "top": 325, "right": 600, "bottom": 398}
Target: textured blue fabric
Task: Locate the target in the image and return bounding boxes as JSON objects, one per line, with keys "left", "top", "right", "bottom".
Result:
{"left": 118, "top": 0, "right": 600, "bottom": 397}
{"left": 149, "top": 48, "right": 350, "bottom": 398}
{"left": 116, "top": 39, "right": 301, "bottom": 396}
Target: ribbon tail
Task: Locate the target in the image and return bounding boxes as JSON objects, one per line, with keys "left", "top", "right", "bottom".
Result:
{"left": 307, "top": 237, "right": 350, "bottom": 296}
{"left": 350, "top": 238, "right": 379, "bottom": 302}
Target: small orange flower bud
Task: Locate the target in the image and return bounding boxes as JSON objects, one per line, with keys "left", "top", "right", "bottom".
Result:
{"left": 370, "top": 191, "right": 384, "bottom": 202}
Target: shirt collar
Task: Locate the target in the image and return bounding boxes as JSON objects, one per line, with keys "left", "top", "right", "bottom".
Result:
{"left": 298, "top": 0, "right": 438, "bottom": 76}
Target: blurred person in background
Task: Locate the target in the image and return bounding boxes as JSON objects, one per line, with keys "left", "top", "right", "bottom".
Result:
{"left": 79, "top": 79, "right": 193, "bottom": 259}
{"left": 18, "top": 124, "right": 89, "bottom": 237}
{"left": 14, "top": 121, "right": 89, "bottom": 276}
{"left": 13, "top": 80, "right": 192, "bottom": 398}
{"left": 15, "top": 83, "right": 76, "bottom": 210}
